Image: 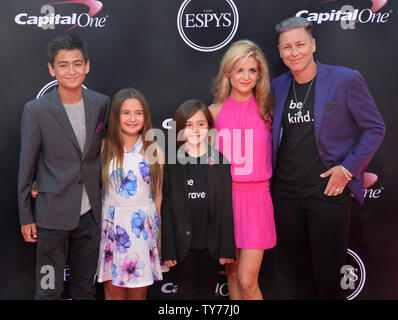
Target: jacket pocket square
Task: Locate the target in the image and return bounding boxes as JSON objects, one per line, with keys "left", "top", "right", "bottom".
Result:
{"left": 96, "top": 122, "right": 104, "bottom": 134}
{"left": 325, "top": 102, "right": 338, "bottom": 112}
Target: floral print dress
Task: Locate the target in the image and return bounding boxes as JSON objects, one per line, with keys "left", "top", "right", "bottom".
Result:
{"left": 97, "top": 136, "right": 162, "bottom": 287}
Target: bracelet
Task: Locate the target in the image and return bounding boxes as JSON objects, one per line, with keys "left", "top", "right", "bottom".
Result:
{"left": 340, "top": 165, "right": 352, "bottom": 181}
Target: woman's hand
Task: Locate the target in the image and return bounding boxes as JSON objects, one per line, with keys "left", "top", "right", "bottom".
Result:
{"left": 320, "top": 165, "right": 351, "bottom": 196}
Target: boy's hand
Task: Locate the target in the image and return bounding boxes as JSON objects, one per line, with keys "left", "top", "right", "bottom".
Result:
{"left": 21, "top": 223, "right": 37, "bottom": 243}
{"left": 163, "top": 260, "right": 177, "bottom": 268}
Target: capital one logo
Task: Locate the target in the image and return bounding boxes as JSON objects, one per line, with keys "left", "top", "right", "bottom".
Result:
{"left": 296, "top": 0, "right": 391, "bottom": 25}
{"left": 161, "top": 282, "right": 178, "bottom": 294}
{"left": 370, "top": 0, "right": 389, "bottom": 12}
{"left": 363, "top": 172, "right": 384, "bottom": 200}
{"left": 347, "top": 172, "right": 384, "bottom": 200}
{"left": 15, "top": 0, "right": 108, "bottom": 31}
{"left": 177, "top": 0, "right": 239, "bottom": 52}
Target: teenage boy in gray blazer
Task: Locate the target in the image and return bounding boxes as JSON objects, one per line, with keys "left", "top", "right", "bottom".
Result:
{"left": 18, "top": 34, "right": 109, "bottom": 299}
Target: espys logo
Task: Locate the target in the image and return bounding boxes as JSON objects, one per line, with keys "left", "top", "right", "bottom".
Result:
{"left": 15, "top": 0, "right": 107, "bottom": 31}
{"left": 177, "top": 0, "right": 239, "bottom": 52}
{"left": 296, "top": 0, "right": 391, "bottom": 25}
{"left": 341, "top": 249, "right": 366, "bottom": 300}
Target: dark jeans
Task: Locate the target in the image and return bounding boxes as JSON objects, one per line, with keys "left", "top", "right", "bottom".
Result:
{"left": 174, "top": 249, "right": 221, "bottom": 300}
{"left": 273, "top": 190, "right": 351, "bottom": 299}
{"left": 35, "top": 210, "right": 101, "bottom": 300}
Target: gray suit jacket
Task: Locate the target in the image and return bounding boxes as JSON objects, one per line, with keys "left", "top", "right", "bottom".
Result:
{"left": 18, "top": 88, "right": 110, "bottom": 230}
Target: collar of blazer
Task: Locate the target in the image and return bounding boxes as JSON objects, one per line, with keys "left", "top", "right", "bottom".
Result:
{"left": 49, "top": 87, "right": 98, "bottom": 159}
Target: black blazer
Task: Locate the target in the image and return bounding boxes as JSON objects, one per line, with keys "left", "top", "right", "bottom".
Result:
{"left": 161, "top": 149, "right": 236, "bottom": 263}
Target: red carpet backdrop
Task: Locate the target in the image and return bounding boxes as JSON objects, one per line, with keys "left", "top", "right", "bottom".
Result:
{"left": 0, "top": 0, "right": 396, "bottom": 299}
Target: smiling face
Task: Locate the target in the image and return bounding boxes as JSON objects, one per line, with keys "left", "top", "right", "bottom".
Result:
{"left": 278, "top": 27, "right": 316, "bottom": 78}
{"left": 229, "top": 55, "right": 259, "bottom": 100}
{"left": 119, "top": 98, "right": 145, "bottom": 138}
{"left": 184, "top": 110, "right": 209, "bottom": 149}
{"left": 48, "top": 49, "right": 89, "bottom": 91}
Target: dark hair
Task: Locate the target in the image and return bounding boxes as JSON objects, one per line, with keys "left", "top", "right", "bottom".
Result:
{"left": 47, "top": 34, "right": 89, "bottom": 66}
{"left": 173, "top": 99, "right": 214, "bottom": 147}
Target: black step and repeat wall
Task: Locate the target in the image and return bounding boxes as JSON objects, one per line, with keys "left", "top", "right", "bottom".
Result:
{"left": 0, "top": 0, "right": 397, "bottom": 300}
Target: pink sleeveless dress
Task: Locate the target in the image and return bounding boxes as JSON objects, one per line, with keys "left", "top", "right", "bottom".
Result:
{"left": 214, "top": 96, "right": 276, "bottom": 250}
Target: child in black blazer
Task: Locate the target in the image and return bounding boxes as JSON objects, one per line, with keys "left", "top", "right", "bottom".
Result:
{"left": 161, "top": 99, "right": 236, "bottom": 299}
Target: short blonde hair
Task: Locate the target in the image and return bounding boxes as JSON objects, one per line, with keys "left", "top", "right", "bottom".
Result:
{"left": 275, "top": 16, "right": 314, "bottom": 40}
{"left": 211, "top": 39, "right": 273, "bottom": 126}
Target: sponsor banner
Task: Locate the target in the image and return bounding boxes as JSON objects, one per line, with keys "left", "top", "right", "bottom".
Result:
{"left": 1, "top": 0, "right": 396, "bottom": 300}
{"left": 296, "top": 0, "right": 391, "bottom": 26}
{"left": 15, "top": 0, "right": 108, "bottom": 31}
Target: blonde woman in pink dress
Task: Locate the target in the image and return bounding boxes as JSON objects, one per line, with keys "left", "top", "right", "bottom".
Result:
{"left": 209, "top": 40, "right": 276, "bottom": 300}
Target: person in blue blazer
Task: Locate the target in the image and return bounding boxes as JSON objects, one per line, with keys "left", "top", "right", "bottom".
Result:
{"left": 271, "top": 17, "right": 385, "bottom": 299}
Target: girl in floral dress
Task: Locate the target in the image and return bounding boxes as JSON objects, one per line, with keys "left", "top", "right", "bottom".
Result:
{"left": 97, "top": 88, "right": 163, "bottom": 300}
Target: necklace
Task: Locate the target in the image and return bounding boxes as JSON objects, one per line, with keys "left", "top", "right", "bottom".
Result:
{"left": 292, "top": 77, "right": 314, "bottom": 117}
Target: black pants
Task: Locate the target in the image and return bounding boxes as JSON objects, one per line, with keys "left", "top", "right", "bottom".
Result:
{"left": 174, "top": 249, "right": 221, "bottom": 300}
{"left": 35, "top": 210, "right": 101, "bottom": 300}
{"left": 273, "top": 190, "right": 351, "bottom": 299}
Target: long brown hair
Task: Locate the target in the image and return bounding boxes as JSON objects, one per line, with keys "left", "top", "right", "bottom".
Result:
{"left": 211, "top": 39, "right": 274, "bottom": 127}
{"left": 101, "top": 88, "right": 161, "bottom": 197}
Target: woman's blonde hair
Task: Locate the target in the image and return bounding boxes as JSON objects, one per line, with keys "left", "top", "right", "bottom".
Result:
{"left": 211, "top": 39, "right": 274, "bottom": 126}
